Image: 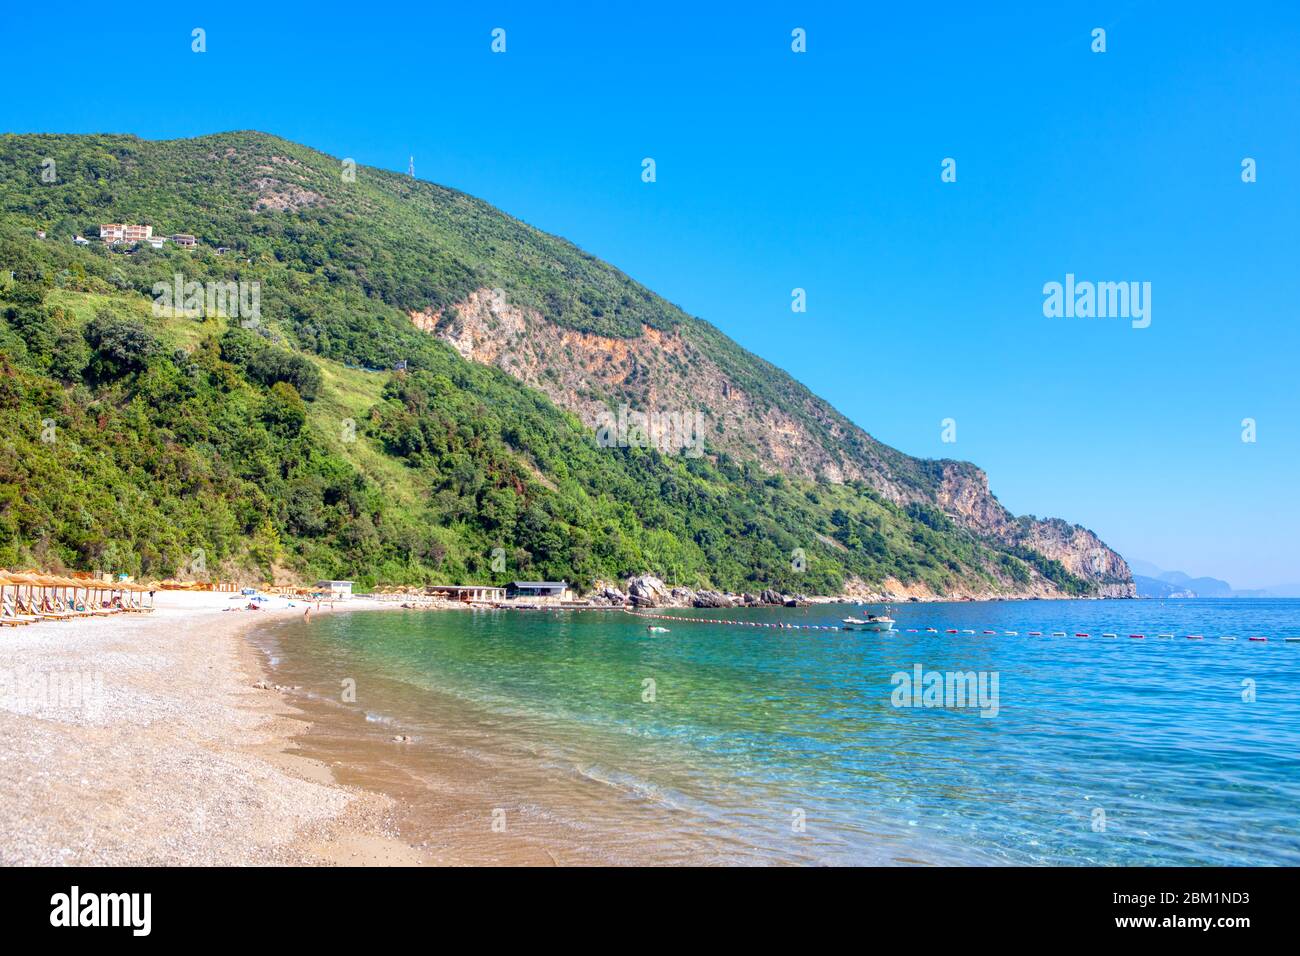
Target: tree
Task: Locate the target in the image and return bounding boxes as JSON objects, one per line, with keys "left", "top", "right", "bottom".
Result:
{"left": 48, "top": 330, "right": 89, "bottom": 382}
{"left": 84, "top": 311, "right": 160, "bottom": 382}
{"left": 249, "top": 518, "right": 282, "bottom": 573}
{"left": 261, "top": 381, "right": 306, "bottom": 435}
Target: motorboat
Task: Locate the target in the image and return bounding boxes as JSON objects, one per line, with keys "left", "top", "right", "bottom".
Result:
{"left": 841, "top": 614, "right": 895, "bottom": 632}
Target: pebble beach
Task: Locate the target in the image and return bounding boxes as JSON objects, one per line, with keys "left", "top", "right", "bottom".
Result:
{"left": 0, "top": 591, "right": 427, "bottom": 866}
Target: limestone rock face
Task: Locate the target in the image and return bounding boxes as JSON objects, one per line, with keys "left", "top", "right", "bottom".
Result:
{"left": 692, "top": 590, "right": 735, "bottom": 609}
{"left": 933, "top": 462, "right": 1136, "bottom": 598}
{"left": 412, "top": 288, "right": 1135, "bottom": 600}
{"left": 589, "top": 586, "right": 628, "bottom": 606}
{"left": 626, "top": 574, "right": 671, "bottom": 607}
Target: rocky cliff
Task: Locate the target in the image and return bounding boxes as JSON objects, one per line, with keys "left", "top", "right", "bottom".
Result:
{"left": 413, "top": 288, "right": 1135, "bottom": 598}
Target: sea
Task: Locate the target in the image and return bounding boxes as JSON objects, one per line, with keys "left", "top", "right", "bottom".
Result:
{"left": 251, "top": 599, "right": 1300, "bottom": 866}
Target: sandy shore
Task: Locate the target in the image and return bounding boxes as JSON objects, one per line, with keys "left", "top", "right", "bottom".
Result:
{"left": 0, "top": 591, "right": 429, "bottom": 866}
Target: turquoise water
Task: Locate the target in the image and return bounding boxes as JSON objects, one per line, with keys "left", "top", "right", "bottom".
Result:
{"left": 262, "top": 599, "right": 1300, "bottom": 865}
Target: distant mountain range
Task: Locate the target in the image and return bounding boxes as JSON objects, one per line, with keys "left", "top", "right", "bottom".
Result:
{"left": 1130, "top": 560, "right": 1300, "bottom": 599}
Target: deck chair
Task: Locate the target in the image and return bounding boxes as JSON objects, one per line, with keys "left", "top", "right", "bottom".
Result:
{"left": 37, "top": 596, "right": 77, "bottom": 619}
{"left": 17, "top": 594, "right": 60, "bottom": 620}
{"left": 51, "top": 596, "right": 89, "bottom": 618}
{"left": 2, "top": 595, "right": 38, "bottom": 626}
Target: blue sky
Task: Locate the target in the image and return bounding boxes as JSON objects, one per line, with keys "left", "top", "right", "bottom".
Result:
{"left": 3, "top": 2, "right": 1298, "bottom": 587}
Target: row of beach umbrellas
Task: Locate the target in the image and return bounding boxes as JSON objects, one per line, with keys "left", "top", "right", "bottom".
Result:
{"left": 0, "top": 569, "right": 155, "bottom": 615}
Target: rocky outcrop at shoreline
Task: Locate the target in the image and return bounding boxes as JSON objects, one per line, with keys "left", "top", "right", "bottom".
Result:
{"left": 692, "top": 590, "right": 735, "bottom": 609}
{"left": 587, "top": 572, "right": 1136, "bottom": 608}
{"left": 592, "top": 576, "right": 818, "bottom": 609}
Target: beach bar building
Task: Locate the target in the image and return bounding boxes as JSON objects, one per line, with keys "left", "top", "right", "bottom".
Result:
{"left": 427, "top": 584, "right": 506, "bottom": 603}
{"left": 315, "top": 580, "right": 353, "bottom": 601}
{"left": 506, "top": 581, "right": 572, "bottom": 603}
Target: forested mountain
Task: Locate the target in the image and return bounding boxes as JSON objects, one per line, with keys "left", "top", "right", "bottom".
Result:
{"left": 0, "top": 131, "right": 1134, "bottom": 597}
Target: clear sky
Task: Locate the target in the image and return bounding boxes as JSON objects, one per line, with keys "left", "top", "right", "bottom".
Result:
{"left": 3, "top": 2, "right": 1298, "bottom": 588}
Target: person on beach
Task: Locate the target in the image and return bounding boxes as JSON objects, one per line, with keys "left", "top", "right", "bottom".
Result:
{"left": 304, "top": 605, "right": 312, "bottom": 620}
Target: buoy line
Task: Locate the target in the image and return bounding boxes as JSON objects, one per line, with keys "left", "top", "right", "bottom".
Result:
{"left": 620, "top": 608, "right": 1294, "bottom": 642}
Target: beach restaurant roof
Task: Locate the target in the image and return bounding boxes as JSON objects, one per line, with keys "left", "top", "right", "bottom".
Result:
{"left": 507, "top": 581, "right": 570, "bottom": 596}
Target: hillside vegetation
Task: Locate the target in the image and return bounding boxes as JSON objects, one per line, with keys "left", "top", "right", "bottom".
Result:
{"left": 0, "top": 131, "right": 1120, "bottom": 596}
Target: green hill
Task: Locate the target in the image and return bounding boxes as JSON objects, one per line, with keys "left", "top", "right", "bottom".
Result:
{"left": 0, "top": 130, "right": 1132, "bottom": 597}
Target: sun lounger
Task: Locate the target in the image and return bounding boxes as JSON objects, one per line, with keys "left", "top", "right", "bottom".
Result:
{"left": 17, "top": 597, "right": 62, "bottom": 620}
{"left": 68, "top": 596, "right": 116, "bottom": 615}
{"left": 49, "top": 597, "right": 88, "bottom": 618}
{"left": 33, "top": 597, "right": 76, "bottom": 620}
{"left": 2, "top": 596, "right": 38, "bottom": 626}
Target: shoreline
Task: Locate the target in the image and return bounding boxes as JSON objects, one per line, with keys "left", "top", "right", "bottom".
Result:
{"left": 0, "top": 590, "right": 1154, "bottom": 867}
{"left": 0, "top": 592, "right": 428, "bottom": 866}
{"left": 4, "top": 593, "right": 1291, "bottom": 866}
{"left": 0, "top": 592, "right": 932, "bottom": 867}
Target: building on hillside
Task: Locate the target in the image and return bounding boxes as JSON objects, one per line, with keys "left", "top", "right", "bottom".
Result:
{"left": 100, "top": 223, "right": 153, "bottom": 243}
{"left": 171, "top": 234, "right": 197, "bottom": 248}
{"left": 72, "top": 235, "right": 90, "bottom": 245}
{"left": 146, "top": 236, "right": 166, "bottom": 249}
{"left": 506, "top": 581, "right": 572, "bottom": 602}
{"left": 314, "top": 580, "right": 353, "bottom": 601}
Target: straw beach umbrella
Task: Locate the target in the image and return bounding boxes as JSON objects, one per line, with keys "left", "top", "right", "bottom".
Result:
{"left": 8, "top": 571, "right": 43, "bottom": 611}
{"left": 0, "top": 569, "right": 14, "bottom": 611}
{"left": 49, "top": 575, "right": 74, "bottom": 609}
{"left": 42, "top": 574, "right": 70, "bottom": 611}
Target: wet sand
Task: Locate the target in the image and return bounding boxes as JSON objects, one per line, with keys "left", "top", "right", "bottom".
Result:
{"left": 251, "top": 611, "right": 759, "bottom": 866}
{"left": 0, "top": 591, "right": 753, "bottom": 866}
